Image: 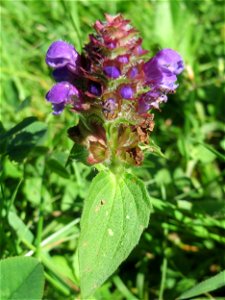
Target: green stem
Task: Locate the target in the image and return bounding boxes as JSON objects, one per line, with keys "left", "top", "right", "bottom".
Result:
{"left": 22, "top": 239, "right": 36, "bottom": 253}
{"left": 73, "top": 161, "right": 82, "bottom": 187}
{"left": 159, "top": 256, "right": 168, "bottom": 300}
{"left": 7, "top": 178, "right": 23, "bottom": 215}
{"left": 35, "top": 160, "right": 46, "bottom": 258}
{"left": 44, "top": 271, "right": 70, "bottom": 296}
{"left": 35, "top": 201, "right": 44, "bottom": 258}
{"left": 104, "top": 121, "right": 125, "bottom": 174}
{"left": 0, "top": 183, "right": 6, "bottom": 256}
{"left": 159, "top": 228, "right": 168, "bottom": 300}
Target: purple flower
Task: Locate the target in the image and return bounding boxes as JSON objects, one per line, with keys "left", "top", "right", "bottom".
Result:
{"left": 103, "top": 66, "right": 121, "bottom": 79}
{"left": 46, "top": 81, "right": 79, "bottom": 114}
{"left": 46, "top": 40, "right": 80, "bottom": 72}
{"left": 144, "top": 49, "right": 184, "bottom": 88}
{"left": 120, "top": 85, "right": 134, "bottom": 99}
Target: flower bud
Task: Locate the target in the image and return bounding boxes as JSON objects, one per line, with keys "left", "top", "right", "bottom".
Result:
{"left": 88, "top": 81, "right": 102, "bottom": 97}
{"left": 120, "top": 85, "right": 134, "bottom": 99}
{"left": 103, "top": 66, "right": 121, "bottom": 79}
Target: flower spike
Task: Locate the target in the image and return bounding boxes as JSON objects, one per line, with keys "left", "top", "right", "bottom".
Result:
{"left": 45, "top": 14, "right": 184, "bottom": 166}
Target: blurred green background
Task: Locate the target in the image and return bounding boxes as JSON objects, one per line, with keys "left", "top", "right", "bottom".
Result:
{"left": 1, "top": 0, "right": 225, "bottom": 299}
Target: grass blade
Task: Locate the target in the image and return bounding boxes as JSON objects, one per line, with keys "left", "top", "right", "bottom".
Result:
{"left": 178, "top": 271, "right": 225, "bottom": 299}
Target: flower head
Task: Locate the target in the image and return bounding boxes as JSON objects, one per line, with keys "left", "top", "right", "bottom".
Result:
{"left": 45, "top": 14, "right": 184, "bottom": 166}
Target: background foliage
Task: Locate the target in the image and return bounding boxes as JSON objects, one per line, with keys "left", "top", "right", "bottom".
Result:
{"left": 1, "top": 0, "right": 224, "bottom": 299}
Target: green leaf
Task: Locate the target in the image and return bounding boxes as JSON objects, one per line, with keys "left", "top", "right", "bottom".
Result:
{"left": 0, "top": 256, "right": 45, "bottom": 300}
{"left": 0, "top": 117, "right": 37, "bottom": 141}
{"left": 78, "top": 170, "right": 151, "bottom": 298}
{"left": 192, "top": 144, "right": 216, "bottom": 163}
{"left": 178, "top": 271, "right": 225, "bottom": 299}
{"left": 6, "top": 121, "right": 47, "bottom": 162}
{"left": 16, "top": 96, "right": 31, "bottom": 112}
{"left": 23, "top": 178, "right": 42, "bottom": 205}
{"left": 47, "top": 152, "right": 70, "bottom": 178}
{"left": 200, "top": 142, "right": 225, "bottom": 162}
{"left": 8, "top": 211, "right": 34, "bottom": 244}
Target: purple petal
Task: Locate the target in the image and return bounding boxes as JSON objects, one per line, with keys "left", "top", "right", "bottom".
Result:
{"left": 138, "top": 98, "right": 151, "bottom": 114}
{"left": 46, "top": 82, "right": 78, "bottom": 104}
{"left": 144, "top": 49, "right": 183, "bottom": 93}
{"left": 120, "top": 85, "right": 133, "bottom": 99}
{"left": 88, "top": 81, "right": 102, "bottom": 97}
{"left": 103, "top": 66, "right": 121, "bottom": 79}
{"left": 159, "top": 70, "right": 178, "bottom": 92}
{"left": 147, "top": 90, "right": 168, "bottom": 109}
{"left": 153, "top": 48, "right": 184, "bottom": 75}
{"left": 144, "top": 48, "right": 184, "bottom": 79}
{"left": 144, "top": 60, "right": 163, "bottom": 83}
{"left": 46, "top": 40, "right": 80, "bottom": 71}
{"left": 138, "top": 90, "right": 168, "bottom": 113}
{"left": 46, "top": 82, "right": 79, "bottom": 114}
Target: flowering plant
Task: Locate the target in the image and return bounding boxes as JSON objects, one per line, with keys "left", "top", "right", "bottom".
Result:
{"left": 45, "top": 14, "right": 183, "bottom": 297}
